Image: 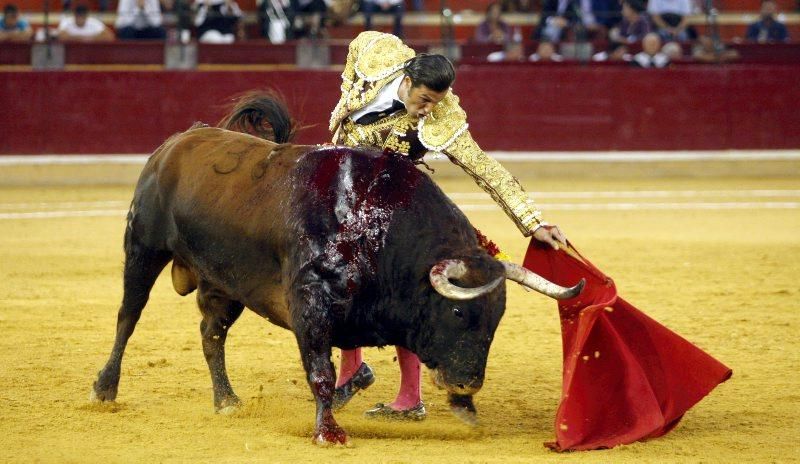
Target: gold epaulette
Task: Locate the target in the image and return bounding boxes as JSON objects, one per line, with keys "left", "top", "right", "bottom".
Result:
{"left": 329, "top": 32, "right": 415, "bottom": 135}
{"left": 418, "top": 92, "right": 469, "bottom": 152}
{"left": 355, "top": 33, "right": 413, "bottom": 81}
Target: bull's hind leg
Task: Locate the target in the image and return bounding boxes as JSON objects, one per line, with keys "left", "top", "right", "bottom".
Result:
{"left": 92, "top": 239, "right": 171, "bottom": 402}
{"left": 196, "top": 282, "right": 245, "bottom": 413}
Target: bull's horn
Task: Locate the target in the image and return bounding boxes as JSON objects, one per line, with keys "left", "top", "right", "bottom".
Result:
{"left": 501, "top": 262, "right": 585, "bottom": 300}
{"left": 429, "top": 259, "right": 503, "bottom": 300}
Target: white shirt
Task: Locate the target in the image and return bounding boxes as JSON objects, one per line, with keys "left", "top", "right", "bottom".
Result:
{"left": 647, "top": 0, "right": 693, "bottom": 16}
{"left": 349, "top": 74, "right": 405, "bottom": 122}
{"left": 633, "top": 52, "right": 670, "bottom": 68}
{"left": 115, "top": 0, "right": 163, "bottom": 29}
{"left": 58, "top": 16, "right": 107, "bottom": 37}
{"left": 529, "top": 52, "right": 564, "bottom": 62}
{"left": 194, "top": 0, "right": 242, "bottom": 27}
{"left": 487, "top": 51, "right": 506, "bottom": 62}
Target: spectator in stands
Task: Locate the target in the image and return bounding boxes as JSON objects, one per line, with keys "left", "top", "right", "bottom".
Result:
{"left": 633, "top": 32, "right": 670, "bottom": 67}
{"left": 115, "top": 0, "right": 167, "bottom": 39}
{"left": 746, "top": 0, "right": 789, "bottom": 43}
{"left": 692, "top": 35, "right": 740, "bottom": 62}
{"left": 661, "top": 40, "right": 683, "bottom": 60}
{"left": 475, "top": 2, "right": 512, "bottom": 44}
{"left": 608, "top": 0, "right": 651, "bottom": 44}
{"left": 592, "top": 41, "right": 632, "bottom": 61}
{"left": 0, "top": 3, "right": 33, "bottom": 42}
{"left": 487, "top": 40, "right": 526, "bottom": 61}
{"left": 592, "top": 0, "right": 621, "bottom": 31}
{"left": 534, "top": 0, "right": 605, "bottom": 43}
{"left": 286, "top": 0, "right": 327, "bottom": 39}
{"left": 194, "top": 0, "right": 243, "bottom": 43}
{"left": 362, "top": 0, "right": 404, "bottom": 38}
{"left": 164, "top": 0, "right": 194, "bottom": 41}
{"left": 647, "top": 0, "right": 696, "bottom": 42}
{"left": 57, "top": 4, "right": 115, "bottom": 41}
{"left": 529, "top": 40, "right": 564, "bottom": 61}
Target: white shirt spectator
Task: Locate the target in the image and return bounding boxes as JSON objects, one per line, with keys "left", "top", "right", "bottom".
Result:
{"left": 486, "top": 50, "right": 505, "bottom": 62}
{"left": 58, "top": 15, "right": 107, "bottom": 37}
{"left": 194, "top": 0, "right": 243, "bottom": 28}
{"left": 633, "top": 51, "right": 670, "bottom": 68}
{"left": 529, "top": 52, "right": 563, "bottom": 62}
{"left": 647, "top": 0, "right": 693, "bottom": 16}
{"left": 115, "top": 0, "right": 163, "bottom": 29}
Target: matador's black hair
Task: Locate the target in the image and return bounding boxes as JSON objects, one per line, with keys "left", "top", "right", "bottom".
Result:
{"left": 403, "top": 54, "right": 456, "bottom": 92}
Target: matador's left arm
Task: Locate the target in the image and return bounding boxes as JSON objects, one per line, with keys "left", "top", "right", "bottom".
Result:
{"left": 442, "top": 130, "right": 544, "bottom": 237}
{"left": 417, "top": 92, "right": 544, "bottom": 237}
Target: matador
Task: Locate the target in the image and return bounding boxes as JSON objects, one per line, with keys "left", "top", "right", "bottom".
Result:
{"left": 330, "top": 31, "right": 567, "bottom": 420}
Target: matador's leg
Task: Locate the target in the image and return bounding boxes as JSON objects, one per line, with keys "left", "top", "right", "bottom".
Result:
{"left": 332, "top": 348, "right": 374, "bottom": 410}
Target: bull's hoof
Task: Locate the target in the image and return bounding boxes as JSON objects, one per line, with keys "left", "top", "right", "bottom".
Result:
{"left": 364, "top": 402, "right": 427, "bottom": 421}
{"left": 448, "top": 393, "right": 479, "bottom": 426}
{"left": 312, "top": 425, "right": 350, "bottom": 447}
{"left": 332, "top": 362, "right": 375, "bottom": 411}
{"left": 215, "top": 395, "right": 242, "bottom": 415}
{"left": 90, "top": 381, "right": 118, "bottom": 402}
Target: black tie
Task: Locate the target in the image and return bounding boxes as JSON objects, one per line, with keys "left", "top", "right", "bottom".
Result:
{"left": 355, "top": 99, "right": 406, "bottom": 125}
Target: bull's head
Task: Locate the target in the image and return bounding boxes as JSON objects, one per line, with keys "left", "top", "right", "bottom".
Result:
{"left": 413, "top": 255, "right": 584, "bottom": 424}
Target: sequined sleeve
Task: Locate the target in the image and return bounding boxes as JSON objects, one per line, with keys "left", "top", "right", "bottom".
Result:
{"left": 443, "top": 130, "right": 543, "bottom": 237}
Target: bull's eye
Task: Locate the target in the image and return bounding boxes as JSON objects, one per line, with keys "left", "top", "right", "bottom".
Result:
{"left": 453, "top": 307, "right": 464, "bottom": 318}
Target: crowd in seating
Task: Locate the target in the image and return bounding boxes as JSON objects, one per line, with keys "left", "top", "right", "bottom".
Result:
{"left": 0, "top": 0, "right": 794, "bottom": 67}
{"left": 473, "top": 0, "right": 791, "bottom": 66}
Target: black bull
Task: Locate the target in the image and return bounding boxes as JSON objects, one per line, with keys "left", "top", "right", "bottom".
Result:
{"left": 90, "top": 126, "right": 582, "bottom": 445}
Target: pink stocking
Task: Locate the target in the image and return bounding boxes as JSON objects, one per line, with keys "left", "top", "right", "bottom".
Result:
{"left": 389, "top": 346, "right": 422, "bottom": 410}
{"left": 336, "top": 348, "right": 363, "bottom": 388}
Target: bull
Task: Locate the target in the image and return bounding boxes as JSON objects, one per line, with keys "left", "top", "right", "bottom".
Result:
{"left": 91, "top": 98, "right": 583, "bottom": 445}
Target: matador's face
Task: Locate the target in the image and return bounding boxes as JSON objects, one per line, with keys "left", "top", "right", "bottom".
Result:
{"left": 398, "top": 77, "right": 449, "bottom": 121}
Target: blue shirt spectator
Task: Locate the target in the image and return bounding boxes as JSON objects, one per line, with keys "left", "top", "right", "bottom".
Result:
{"left": 746, "top": 0, "right": 789, "bottom": 43}
{"left": 0, "top": 3, "right": 33, "bottom": 42}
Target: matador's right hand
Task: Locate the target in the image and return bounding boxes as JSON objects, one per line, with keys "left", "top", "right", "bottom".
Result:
{"left": 533, "top": 224, "right": 568, "bottom": 250}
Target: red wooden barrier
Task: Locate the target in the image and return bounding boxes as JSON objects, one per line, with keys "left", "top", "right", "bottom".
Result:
{"left": 1, "top": 64, "right": 798, "bottom": 154}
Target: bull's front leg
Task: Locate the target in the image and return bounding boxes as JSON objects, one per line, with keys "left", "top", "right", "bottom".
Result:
{"left": 291, "top": 284, "right": 349, "bottom": 446}
{"left": 305, "top": 348, "right": 347, "bottom": 446}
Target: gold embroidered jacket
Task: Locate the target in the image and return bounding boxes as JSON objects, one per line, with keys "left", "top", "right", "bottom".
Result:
{"left": 330, "top": 31, "right": 543, "bottom": 237}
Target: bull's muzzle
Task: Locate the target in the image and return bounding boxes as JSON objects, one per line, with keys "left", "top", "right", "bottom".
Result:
{"left": 430, "top": 369, "right": 482, "bottom": 426}
{"left": 429, "top": 259, "right": 584, "bottom": 301}
{"left": 429, "top": 368, "right": 482, "bottom": 396}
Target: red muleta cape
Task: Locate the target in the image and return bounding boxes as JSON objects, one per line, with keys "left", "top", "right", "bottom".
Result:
{"left": 523, "top": 240, "right": 732, "bottom": 451}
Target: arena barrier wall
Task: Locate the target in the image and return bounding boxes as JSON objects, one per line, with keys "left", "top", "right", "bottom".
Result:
{"left": 1, "top": 63, "right": 798, "bottom": 154}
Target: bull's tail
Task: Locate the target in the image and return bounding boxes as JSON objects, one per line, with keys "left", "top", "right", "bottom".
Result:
{"left": 218, "top": 90, "right": 296, "bottom": 143}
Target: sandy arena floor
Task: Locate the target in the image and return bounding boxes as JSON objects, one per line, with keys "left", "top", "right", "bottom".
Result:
{"left": 0, "top": 172, "right": 798, "bottom": 463}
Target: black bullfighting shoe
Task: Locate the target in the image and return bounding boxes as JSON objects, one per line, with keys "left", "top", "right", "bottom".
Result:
{"left": 364, "top": 402, "right": 427, "bottom": 421}
{"left": 332, "top": 362, "right": 375, "bottom": 411}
